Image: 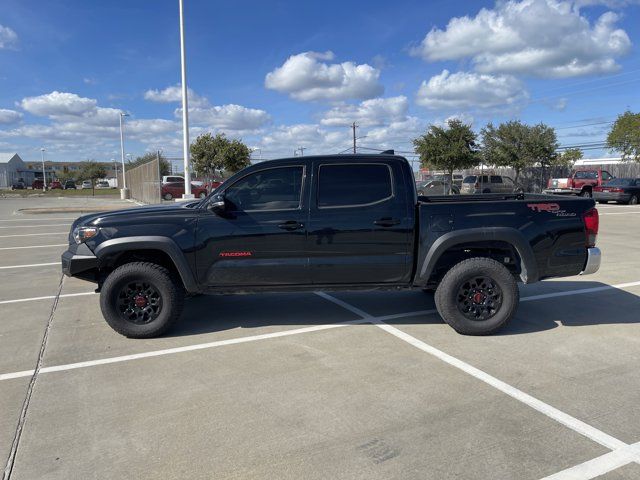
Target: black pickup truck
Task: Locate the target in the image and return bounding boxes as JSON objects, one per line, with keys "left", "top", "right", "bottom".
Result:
{"left": 62, "top": 154, "right": 601, "bottom": 338}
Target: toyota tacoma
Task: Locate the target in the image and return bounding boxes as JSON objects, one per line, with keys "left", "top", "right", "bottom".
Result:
{"left": 62, "top": 154, "right": 601, "bottom": 338}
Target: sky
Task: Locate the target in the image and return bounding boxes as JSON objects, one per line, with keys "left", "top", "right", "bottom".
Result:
{"left": 0, "top": 0, "right": 639, "bottom": 165}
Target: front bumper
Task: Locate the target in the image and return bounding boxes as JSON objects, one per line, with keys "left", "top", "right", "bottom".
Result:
{"left": 580, "top": 247, "right": 601, "bottom": 276}
{"left": 61, "top": 243, "right": 99, "bottom": 279}
{"left": 593, "top": 191, "right": 630, "bottom": 202}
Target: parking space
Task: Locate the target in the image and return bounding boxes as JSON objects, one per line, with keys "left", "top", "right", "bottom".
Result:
{"left": 1, "top": 198, "right": 639, "bottom": 479}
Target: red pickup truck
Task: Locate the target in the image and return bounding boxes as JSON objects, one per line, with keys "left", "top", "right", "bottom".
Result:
{"left": 543, "top": 168, "right": 614, "bottom": 198}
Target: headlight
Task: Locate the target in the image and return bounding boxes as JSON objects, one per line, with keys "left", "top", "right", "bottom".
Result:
{"left": 73, "top": 226, "right": 99, "bottom": 244}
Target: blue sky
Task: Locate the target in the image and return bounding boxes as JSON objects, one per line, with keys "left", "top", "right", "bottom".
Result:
{"left": 0, "top": 0, "right": 639, "bottom": 164}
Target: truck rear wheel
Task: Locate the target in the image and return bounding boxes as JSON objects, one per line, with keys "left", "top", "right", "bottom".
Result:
{"left": 434, "top": 257, "right": 519, "bottom": 335}
{"left": 100, "top": 262, "right": 184, "bottom": 338}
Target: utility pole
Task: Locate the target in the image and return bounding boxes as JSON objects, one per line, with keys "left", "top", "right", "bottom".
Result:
{"left": 352, "top": 122, "right": 358, "bottom": 154}
{"left": 119, "top": 112, "right": 129, "bottom": 198}
{"left": 40, "top": 148, "right": 46, "bottom": 192}
{"left": 298, "top": 146, "right": 306, "bottom": 157}
{"left": 179, "top": 0, "right": 193, "bottom": 199}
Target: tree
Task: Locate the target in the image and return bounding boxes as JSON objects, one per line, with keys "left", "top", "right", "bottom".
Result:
{"left": 606, "top": 110, "right": 640, "bottom": 162}
{"left": 78, "top": 160, "right": 106, "bottom": 196}
{"left": 413, "top": 119, "right": 480, "bottom": 189}
{"left": 126, "top": 152, "right": 170, "bottom": 176}
{"left": 556, "top": 148, "right": 583, "bottom": 168}
{"left": 481, "top": 121, "right": 559, "bottom": 183}
{"left": 190, "top": 133, "right": 229, "bottom": 177}
{"left": 224, "top": 139, "right": 251, "bottom": 173}
{"left": 190, "top": 133, "right": 252, "bottom": 176}
{"left": 481, "top": 121, "right": 530, "bottom": 182}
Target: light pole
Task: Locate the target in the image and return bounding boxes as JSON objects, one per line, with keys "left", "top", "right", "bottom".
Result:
{"left": 40, "top": 148, "right": 46, "bottom": 192}
{"left": 119, "top": 112, "right": 130, "bottom": 199}
{"left": 178, "top": 0, "right": 193, "bottom": 199}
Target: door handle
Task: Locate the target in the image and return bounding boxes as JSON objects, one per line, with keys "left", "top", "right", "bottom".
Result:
{"left": 374, "top": 218, "right": 400, "bottom": 227}
{"left": 278, "top": 221, "right": 304, "bottom": 231}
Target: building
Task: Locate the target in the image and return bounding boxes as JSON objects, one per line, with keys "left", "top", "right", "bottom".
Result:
{"left": 0, "top": 153, "right": 33, "bottom": 188}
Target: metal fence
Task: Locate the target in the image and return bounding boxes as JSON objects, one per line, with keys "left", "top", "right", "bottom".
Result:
{"left": 122, "top": 158, "right": 161, "bottom": 204}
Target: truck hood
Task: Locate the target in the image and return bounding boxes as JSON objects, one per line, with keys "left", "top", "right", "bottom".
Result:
{"left": 73, "top": 201, "right": 201, "bottom": 227}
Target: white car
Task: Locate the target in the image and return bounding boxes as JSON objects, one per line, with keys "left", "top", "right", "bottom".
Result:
{"left": 81, "top": 180, "right": 92, "bottom": 189}
{"left": 162, "top": 175, "right": 203, "bottom": 187}
{"left": 95, "top": 180, "right": 111, "bottom": 189}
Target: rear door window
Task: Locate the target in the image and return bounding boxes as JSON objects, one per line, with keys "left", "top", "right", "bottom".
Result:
{"left": 318, "top": 164, "right": 393, "bottom": 208}
{"left": 490, "top": 176, "right": 503, "bottom": 184}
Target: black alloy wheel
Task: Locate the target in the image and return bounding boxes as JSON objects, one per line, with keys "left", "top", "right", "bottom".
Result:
{"left": 456, "top": 276, "right": 503, "bottom": 321}
{"left": 116, "top": 281, "right": 163, "bottom": 324}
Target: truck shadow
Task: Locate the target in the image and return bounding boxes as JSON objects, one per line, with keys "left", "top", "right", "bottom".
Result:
{"left": 167, "top": 280, "right": 640, "bottom": 337}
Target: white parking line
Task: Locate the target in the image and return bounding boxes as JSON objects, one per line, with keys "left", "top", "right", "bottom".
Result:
{"left": 540, "top": 442, "right": 640, "bottom": 480}
{"left": 0, "top": 232, "right": 68, "bottom": 238}
{"left": 0, "top": 308, "right": 439, "bottom": 381}
{"left": 0, "top": 262, "right": 59, "bottom": 270}
{"left": 0, "top": 291, "right": 95, "bottom": 305}
{"left": 316, "top": 292, "right": 640, "bottom": 477}
{"left": 0, "top": 244, "right": 67, "bottom": 251}
{"left": 0, "top": 224, "right": 71, "bottom": 229}
{"left": 0, "top": 218, "right": 76, "bottom": 222}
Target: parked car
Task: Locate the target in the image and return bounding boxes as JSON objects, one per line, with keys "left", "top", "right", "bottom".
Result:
{"left": 163, "top": 175, "right": 205, "bottom": 187}
{"left": 81, "top": 180, "right": 92, "bottom": 189}
{"left": 416, "top": 179, "right": 459, "bottom": 196}
{"left": 49, "top": 180, "right": 62, "bottom": 190}
{"left": 543, "top": 168, "right": 614, "bottom": 198}
{"left": 161, "top": 181, "right": 208, "bottom": 200}
{"left": 63, "top": 153, "right": 600, "bottom": 339}
{"left": 461, "top": 174, "right": 522, "bottom": 194}
{"left": 32, "top": 179, "right": 44, "bottom": 189}
{"left": 95, "top": 180, "right": 111, "bottom": 189}
{"left": 64, "top": 180, "right": 77, "bottom": 190}
{"left": 11, "top": 178, "right": 26, "bottom": 190}
{"left": 593, "top": 178, "right": 640, "bottom": 205}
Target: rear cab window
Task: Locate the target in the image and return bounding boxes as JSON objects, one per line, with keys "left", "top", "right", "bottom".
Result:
{"left": 318, "top": 164, "right": 393, "bottom": 208}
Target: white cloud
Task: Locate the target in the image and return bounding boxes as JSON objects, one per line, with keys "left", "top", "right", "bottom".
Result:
{"left": 415, "top": 70, "right": 528, "bottom": 110}
{"left": 20, "top": 91, "right": 97, "bottom": 117}
{"left": 0, "top": 24, "right": 18, "bottom": 49}
{"left": 145, "top": 84, "right": 270, "bottom": 131}
{"left": 320, "top": 96, "right": 409, "bottom": 127}
{"left": 265, "top": 51, "right": 384, "bottom": 101}
{"left": 0, "top": 109, "right": 22, "bottom": 124}
{"left": 186, "top": 104, "right": 270, "bottom": 131}
{"left": 411, "top": 0, "right": 632, "bottom": 78}
{"left": 144, "top": 84, "right": 209, "bottom": 108}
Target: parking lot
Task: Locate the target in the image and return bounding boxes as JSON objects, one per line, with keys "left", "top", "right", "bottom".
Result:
{"left": 0, "top": 196, "right": 639, "bottom": 480}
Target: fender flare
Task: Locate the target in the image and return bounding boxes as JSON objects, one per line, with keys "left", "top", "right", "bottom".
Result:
{"left": 93, "top": 236, "right": 199, "bottom": 293}
{"left": 418, "top": 227, "right": 538, "bottom": 285}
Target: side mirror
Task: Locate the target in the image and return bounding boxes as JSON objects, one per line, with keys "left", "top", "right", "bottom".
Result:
{"left": 207, "top": 193, "right": 226, "bottom": 215}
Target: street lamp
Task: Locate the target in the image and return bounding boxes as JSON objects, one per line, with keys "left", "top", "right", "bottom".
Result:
{"left": 40, "top": 148, "right": 46, "bottom": 192}
{"left": 178, "top": 0, "right": 193, "bottom": 199}
{"left": 119, "top": 112, "right": 130, "bottom": 199}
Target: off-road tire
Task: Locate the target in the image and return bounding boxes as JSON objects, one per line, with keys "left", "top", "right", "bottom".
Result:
{"left": 434, "top": 257, "right": 519, "bottom": 335}
{"left": 100, "top": 262, "right": 184, "bottom": 338}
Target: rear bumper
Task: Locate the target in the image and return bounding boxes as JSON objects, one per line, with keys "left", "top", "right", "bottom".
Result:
{"left": 580, "top": 247, "right": 601, "bottom": 276}
{"left": 542, "top": 188, "right": 579, "bottom": 195}
{"left": 61, "top": 243, "right": 99, "bottom": 279}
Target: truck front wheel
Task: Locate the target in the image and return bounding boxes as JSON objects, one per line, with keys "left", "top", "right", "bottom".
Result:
{"left": 100, "top": 262, "right": 185, "bottom": 338}
{"left": 434, "top": 257, "right": 519, "bottom": 335}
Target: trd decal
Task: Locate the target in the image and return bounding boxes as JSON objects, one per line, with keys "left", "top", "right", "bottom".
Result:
{"left": 527, "top": 203, "right": 560, "bottom": 212}
{"left": 527, "top": 203, "right": 576, "bottom": 217}
{"left": 219, "top": 251, "right": 252, "bottom": 257}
